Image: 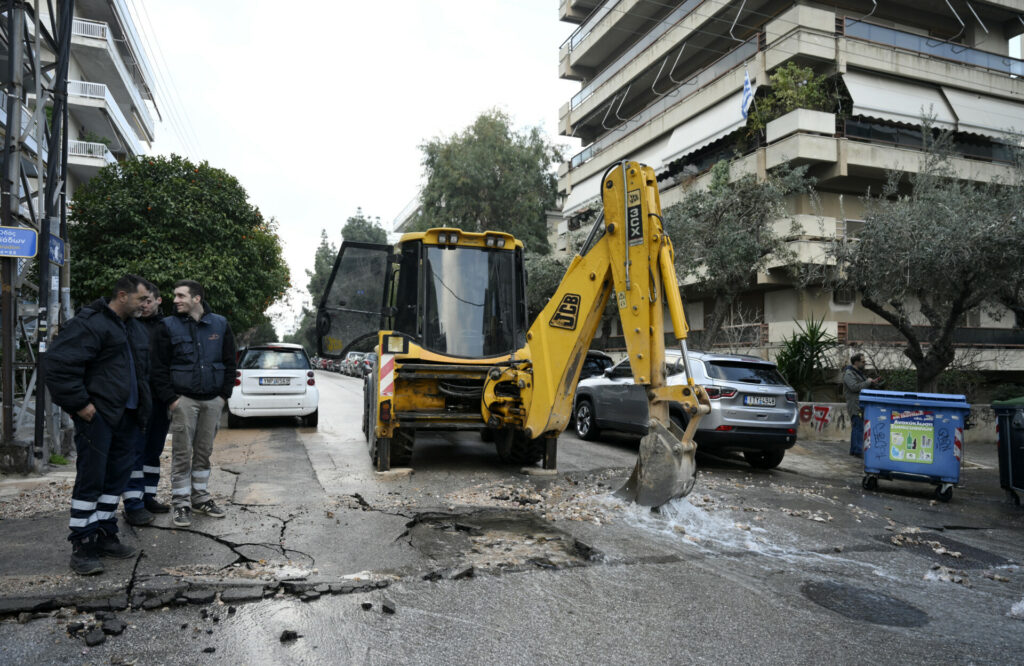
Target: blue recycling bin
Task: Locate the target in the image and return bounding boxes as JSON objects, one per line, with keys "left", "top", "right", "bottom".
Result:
{"left": 859, "top": 389, "right": 971, "bottom": 502}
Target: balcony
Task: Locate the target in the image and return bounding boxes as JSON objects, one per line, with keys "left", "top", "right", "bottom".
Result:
{"left": 67, "top": 139, "right": 117, "bottom": 182}
{"left": 70, "top": 17, "right": 155, "bottom": 142}
{"left": 67, "top": 79, "right": 144, "bottom": 157}
{"left": 0, "top": 92, "right": 47, "bottom": 160}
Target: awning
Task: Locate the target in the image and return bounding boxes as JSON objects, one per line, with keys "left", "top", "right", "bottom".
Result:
{"left": 561, "top": 170, "right": 605, "bottom": 215}
{"left": 662, "top": 89, "right": 752, "bottom": 165}
{"left": 843, "top": 70, "right": 956, "bottom": 129}
{"left": 941, "top": 87, "right": 1024, "bottom": 141}
{"left": 624, "top": 134, "right": 671, "bottom": 171}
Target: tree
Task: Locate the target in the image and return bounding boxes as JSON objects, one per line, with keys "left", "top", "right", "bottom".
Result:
{"left": 663, "top": 160, "right": 812, "bottom": 347}
{"left": 828, "top": 129, "right": 1024, "bottom": 392}
{"left": 70, "top": 154, "right": 290, "bottom": 334}
{"left": 237, "top": 315, "right": 278, "bottom": 347}
{"left": 342, "top": 208, "right": 388, "bottom": 244}
{"left": 417, "top": 109, "right": 562, "bottom": 254}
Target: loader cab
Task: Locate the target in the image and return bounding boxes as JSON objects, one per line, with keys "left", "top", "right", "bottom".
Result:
{"left": 317, "top": 228, "right": 528, "bottom": 360}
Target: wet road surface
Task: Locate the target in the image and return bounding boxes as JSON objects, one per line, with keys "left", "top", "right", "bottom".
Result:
{"left": 1, "top": 370, "right": 1022, "bottom": 664}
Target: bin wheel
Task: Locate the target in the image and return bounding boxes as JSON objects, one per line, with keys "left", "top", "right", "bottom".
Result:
{"left": 936, "top": 484, "right": 953, "bottom": 502}
{"left": 862, "top": 475, "right": 878, "bottom": 491}
{"left": 1010, "top": 490, "right": 1020, "bottom": 506}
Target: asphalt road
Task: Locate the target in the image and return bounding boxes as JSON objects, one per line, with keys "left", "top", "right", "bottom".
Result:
{"left": 1, "top": 370, "right": 1022, "bottom": 664}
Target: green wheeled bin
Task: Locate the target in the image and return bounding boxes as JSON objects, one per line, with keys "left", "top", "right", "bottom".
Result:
{"left": 991, "top": 397, "right": 1024, "bottom": 506}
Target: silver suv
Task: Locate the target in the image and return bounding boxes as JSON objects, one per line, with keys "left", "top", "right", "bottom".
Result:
{"left": 572, "top": 350, "right": 798, "bottom": 469}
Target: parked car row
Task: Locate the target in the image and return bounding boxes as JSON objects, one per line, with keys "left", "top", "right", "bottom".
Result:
{"left": 573, "top": 349, "right": 799, "bottom": 469}
{"left": 310, "top": 352, "right": 377, "bottom": 377}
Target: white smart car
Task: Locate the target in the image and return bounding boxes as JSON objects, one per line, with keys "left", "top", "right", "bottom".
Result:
{"left": 227, "top": 343, "right": 319, "bottom": 428}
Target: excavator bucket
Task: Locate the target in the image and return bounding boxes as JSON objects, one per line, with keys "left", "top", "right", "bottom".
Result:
{"left": 616, "top": 418, "right": 698, "bottom": 507}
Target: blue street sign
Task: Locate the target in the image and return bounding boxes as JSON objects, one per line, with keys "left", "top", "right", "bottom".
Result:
{"left": 49, "top": 235, "right": 64, "bottom": 265}
{"left": 0, "top": 226, "right": 37, "bottom": 258}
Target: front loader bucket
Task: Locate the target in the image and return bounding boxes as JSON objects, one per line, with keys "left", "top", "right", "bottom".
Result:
{"left": 616, "top": 418, "right": 697, "bottom": 507}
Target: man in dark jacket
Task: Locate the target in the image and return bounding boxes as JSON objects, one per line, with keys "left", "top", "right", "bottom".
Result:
{"left": 121, "top": 281, "right": 172, "bottom": 526}
{"left": 843, "top": 352, "right": 880, "bottom": 457}
{"left": 45, "top": 275, "right": 152, "bottom": 575}
{"left": 151, "top": 280, "right": 236, "bottom": 528}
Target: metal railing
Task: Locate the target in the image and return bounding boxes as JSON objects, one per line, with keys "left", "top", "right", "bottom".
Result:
{"left": 561, "top": 0, "right": 622, "bottom": 53}
{"left": 843, "top": 17, "right": 1024, "bottom": 77}
{"left": 571, "top": 0, "right": 706, "bottom": 109}
{"left": 68, "top": 139, "right": 116, "bottom": 164}
{"left": 570, "top": 35, "right": 757, "bottom": 170}
{"left": 71, "top": 17, "right": 107, "bottom": 39}
{"left": 71, "top": 17, "right": 155, "bottom": 135}
{"left": 67, "top": 80, "right": 144, "bottom": 156}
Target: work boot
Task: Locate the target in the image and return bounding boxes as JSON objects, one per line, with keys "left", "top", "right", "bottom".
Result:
{"left": 192, "top": 499, "right": 225, "bottom": 518}
{"left": 124, "top": 507, "right": 155, "bottom": 526}
{"left": 173, "top": 506, "right": 192, "bottom": 527}
{"left": 144, "top": 496, "right": 170, "bottom": 514}
{"left": 70, "top": 537, "right": 104, "bottom": 575}
{"left": 97, "top": 532, "right": 138, "bottom": 559}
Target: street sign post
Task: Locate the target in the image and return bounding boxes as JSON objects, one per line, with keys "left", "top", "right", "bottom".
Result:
{"left": 48, "top": 234, "right": 64, "bottom": 265}
{"left": 0, "top": 226, "right": 38, "bottom": 258}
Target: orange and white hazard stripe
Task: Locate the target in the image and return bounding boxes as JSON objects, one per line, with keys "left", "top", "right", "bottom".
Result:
{"left": 380, "top": 354, "right": 395, "bottom": 397}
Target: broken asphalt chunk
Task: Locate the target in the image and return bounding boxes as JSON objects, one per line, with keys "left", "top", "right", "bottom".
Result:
{"left": 381, "top": 599, "right": 396, "bottom": 615}
{"left": 84, "top": 628, "right": 106, "bottom": 646}
{"left": 185, "top": 589, "right": 217, "bottom": 605}
{"left": 101, "top": 619, "right": 127, "bottom": 636}
{"left": 220, "top": 587, "right": 263, "bottom": 603}
{"left": 280, "top": 630, "right": 300, "bottom": 643}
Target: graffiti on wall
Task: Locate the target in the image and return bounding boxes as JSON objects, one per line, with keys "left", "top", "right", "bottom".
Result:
{"left": 799, "top": 404, "right": 837, "bottom": 432}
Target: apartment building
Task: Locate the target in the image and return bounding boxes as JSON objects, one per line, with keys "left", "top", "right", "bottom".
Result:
{"left": 556, "top": 0, "right": 1024, "bottom": 373}
{"left": 57, "top": 0, "right": 159, "bottom": 197}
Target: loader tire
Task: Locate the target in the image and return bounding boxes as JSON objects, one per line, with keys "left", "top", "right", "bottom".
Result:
{"left": 495, "top": 430, "right": 545, "bottom": 466}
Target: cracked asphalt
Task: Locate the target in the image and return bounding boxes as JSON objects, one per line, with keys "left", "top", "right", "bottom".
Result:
{"left": 1, "top": 370, "right": 1023, "bottom": 664}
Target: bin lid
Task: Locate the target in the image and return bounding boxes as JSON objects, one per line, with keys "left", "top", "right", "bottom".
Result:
{"left": 991, "top": 396, "right": 1024, "bottom": 408}
{"left": 860, "top": 389, "right": 970, "bottom": 410}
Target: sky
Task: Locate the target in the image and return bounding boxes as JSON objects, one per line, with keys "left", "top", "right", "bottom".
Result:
{"left": 131, "top": 0, "right": 581, "bottom": 334}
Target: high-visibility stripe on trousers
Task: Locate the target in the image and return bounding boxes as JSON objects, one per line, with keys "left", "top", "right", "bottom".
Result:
{"left": 69, "top": 411, "right": 140, "bottom": 541}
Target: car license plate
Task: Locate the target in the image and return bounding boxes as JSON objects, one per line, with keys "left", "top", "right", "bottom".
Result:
{"left": 259, "top": 377, "right": 289, "bottom": 386}
{"left": 743, "top": 395, "right": 776, "bottom": 407}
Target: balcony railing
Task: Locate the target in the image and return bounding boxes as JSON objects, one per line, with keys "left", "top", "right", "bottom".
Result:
{"left": 71, "top": 17, "right": 155, "bottom": 135}
{"left": 561, "top": 0, "right": 622, "bottom": 53}
{"left": 67, "top": 79, "right": 144, "bottom": 156}
{"left": 571, "top": 0, "right": 706, "bottom": 110}
{"left": 570, "top": 35, "right": 757, "bottom": 170}
{"left": 69, "top": 139, "right": 116, "bottom": 164}
{"left": 0, "top": 91, "right": 47, "bottom": 159}
{"left": 843, "top": 17, "right": 1024, "bottom": 77}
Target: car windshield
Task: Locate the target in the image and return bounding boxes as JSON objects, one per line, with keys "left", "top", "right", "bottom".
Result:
{"left": 347, "top": 352, "right": 365, "bottom": 361}
{"left": 706, "top": 360, "right": 786, "bottom": 385}
{"left": 240, "top": 348, "right": 310, "bottom": 370}
{"left": 422, "top": 245, "right": 520, "bottom": 357}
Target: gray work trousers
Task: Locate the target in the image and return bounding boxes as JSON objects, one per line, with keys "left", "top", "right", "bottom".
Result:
{"left": 170, "top": 395, "right": 224, "bottom": 508}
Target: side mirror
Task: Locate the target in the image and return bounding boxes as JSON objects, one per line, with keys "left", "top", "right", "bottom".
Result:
{"left": 603, "top": 367, "right": 613, "bottom": 377}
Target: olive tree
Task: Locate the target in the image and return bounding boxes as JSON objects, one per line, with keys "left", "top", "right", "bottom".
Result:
{"left": 663, "top": 161, "right": 811, "bottom": 347}
{"left": 828, "top": 130, "right": 1024, "bottom": 392}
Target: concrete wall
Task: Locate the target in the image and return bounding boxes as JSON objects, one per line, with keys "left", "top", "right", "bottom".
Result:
{"left": 797, "top": 402, "right": 997, "bottom": 445}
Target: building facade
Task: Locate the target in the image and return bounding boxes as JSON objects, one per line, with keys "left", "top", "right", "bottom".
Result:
{"left": 555, "top": 0, "right": 1024, "bottom": 376}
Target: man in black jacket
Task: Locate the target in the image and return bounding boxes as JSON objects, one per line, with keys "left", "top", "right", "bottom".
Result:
{"left": 121, "top": 281, "right": 172, "bottom": 525}
{"left": 151, "top": 280, "right": 236, "bottom": 528}
{"left": 45, "top": 275, "right": 152, "bottom": 575}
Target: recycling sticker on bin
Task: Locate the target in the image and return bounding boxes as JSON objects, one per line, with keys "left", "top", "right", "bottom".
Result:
{"left": 889, "top": 409, "right": 934, "bottom": 464}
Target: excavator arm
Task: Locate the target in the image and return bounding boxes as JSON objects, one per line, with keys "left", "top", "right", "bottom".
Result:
{"left": 482, "top": 161, "right": 711, "bottom": 506}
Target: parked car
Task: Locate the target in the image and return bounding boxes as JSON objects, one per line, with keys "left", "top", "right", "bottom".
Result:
{"left": 580, "top": 350, "right": 614, "bottom": 381}
{"left": 360, "top": 352, "right": 377, "bottom": 377}
{"left": 572, "top": 349, "right": 798, "bottom": 468}
{"left": 227, "top": 342, "right": 319, "bottom": 428}
{"left": 341, "top": 351, "right": 365, "bottom": 376}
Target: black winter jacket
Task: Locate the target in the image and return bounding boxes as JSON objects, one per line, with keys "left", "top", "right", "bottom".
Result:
{"left": 44, "top": 298, "right": 152, "bottom": 427}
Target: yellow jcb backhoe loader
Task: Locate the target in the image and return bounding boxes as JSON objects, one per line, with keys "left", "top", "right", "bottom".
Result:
{"left": 317, "top": 161, "right": 710, "bottom": 506}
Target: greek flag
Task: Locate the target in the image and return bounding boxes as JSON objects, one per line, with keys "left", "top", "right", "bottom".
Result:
{"left": 741, "top": 69, "right": 754, "bottom": 119}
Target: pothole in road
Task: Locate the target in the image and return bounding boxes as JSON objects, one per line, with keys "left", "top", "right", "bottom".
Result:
{"left": 801, "top": 580, "right": 929, "bottom": 627}
{"left": 404, "top": 510, "right": 599, "bottom": 573}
